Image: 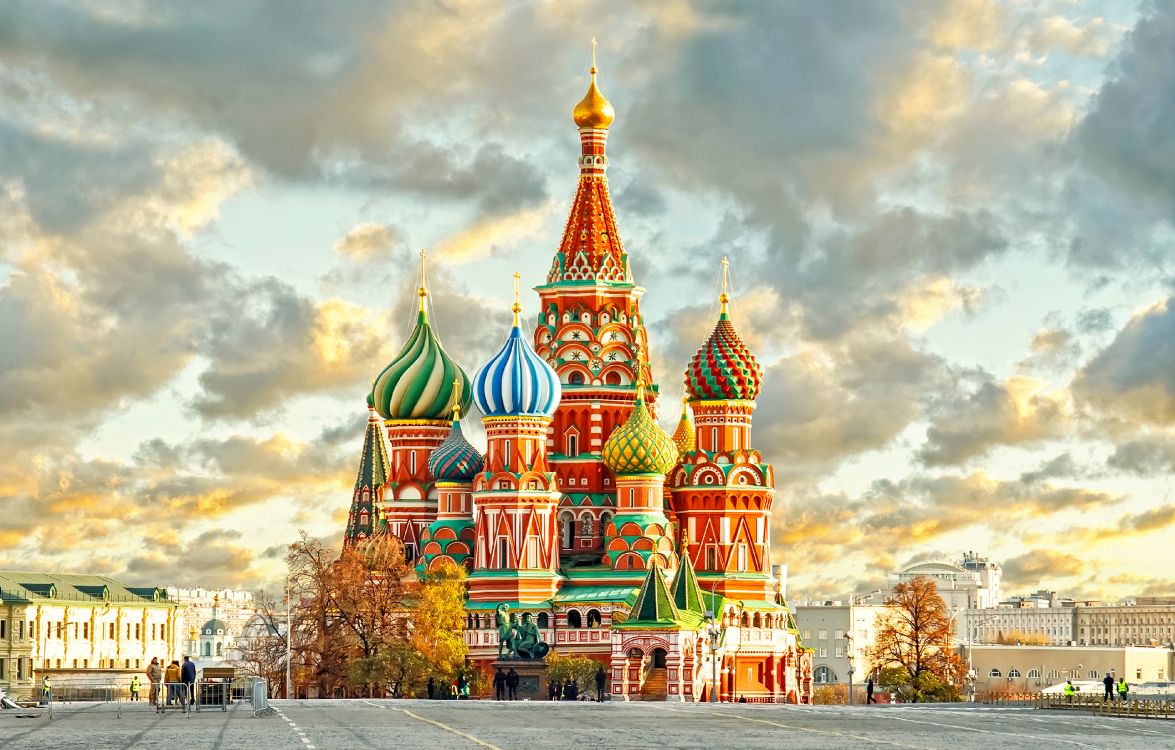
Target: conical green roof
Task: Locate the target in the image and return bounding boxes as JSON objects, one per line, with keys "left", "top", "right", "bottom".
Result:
{"left": 343, "top": 407, "right": 391, "bottom": 546}
{"left": 626, "top": 561, "right": 680, "bottom": 625}
{"left": 670, "top": 551, "right": 705, "bottom": 615}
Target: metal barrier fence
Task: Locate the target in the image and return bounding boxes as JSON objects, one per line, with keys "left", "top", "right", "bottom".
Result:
{"left": 251, "top": 679, "right": 275, "bottom": 718}
{"left": 44, "top": 682, "right": 122, "bottom": 720}
{"left": 1037, "top": 692, "right": 1174, "bottom": 720}
{"left": 156, "top": 682, "right": 191, "bottom": 715}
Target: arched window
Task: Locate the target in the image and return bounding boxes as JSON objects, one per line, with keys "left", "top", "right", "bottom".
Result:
{"left": 600, "top": 512, "right": 613, "bottom": 533}
{"left": 1027, "top": 669, "right": 1040, "bottom": 679}
{"left": 586, "top": 609, "right": 602, "bottom": 628}
{"left": 566, "top": 433, "right": 578, "bottom": 456}
{"left": 989, "top": 668, "right": 1001, "bottom": 678}
{"left": 567, "top": 610, "right": 583, "bottom": 629}
{"left": 537, "top": 613, "right": 549, "bottom": 629}
{"left": 569, "top": 372, "right": 585, "bottom": 385}
{"left": 203, "top": 642, "right": 211, "bottom": 657}
{"left": 1008, "top": 668, "right": 1021, "bottom": 678}
{"left": 216, "top": 643, "right": 224, "bottom": 657}
{"left": 581, "top": 515, "right": 594, "bottom": 538}
{"left": 559, "top": 512, "right": 575, "bottom": 549}
{"left": 604, "top": 371, "right": 621, "bottom": 386}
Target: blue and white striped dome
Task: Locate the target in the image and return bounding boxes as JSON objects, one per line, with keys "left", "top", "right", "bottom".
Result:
{"left": 473, "top": 324, "right": 561, "bottom": 417}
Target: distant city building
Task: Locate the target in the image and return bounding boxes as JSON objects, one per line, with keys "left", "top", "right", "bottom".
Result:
{"left": 969, "top": 644, "right": 1173, "bottom": 694}
{"left": 791, "top": 601, "right": 888, "bottom": 685}
{"left": 0, "top": 572, "right": 181, "bottom": 700}
{"left": 958, "top": 605, "right": 1076, "bottom": 647}
{"left": 166, "top": 587, "right": 254, "bottom": 667}
{"left": 1075, "top": 604, "right": 1175, "bottom": 647}
{"left": 887, "top": 552, "right": 1002, "bottom": 610}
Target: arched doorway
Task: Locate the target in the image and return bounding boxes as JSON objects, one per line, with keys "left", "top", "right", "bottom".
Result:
{"left": 652, "top": 648, "right": 668, "bottom": 669}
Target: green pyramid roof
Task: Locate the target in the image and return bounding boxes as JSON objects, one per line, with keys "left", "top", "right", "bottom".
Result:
{"left": 625, "top": 561, "right": 680, "bottom": 625}
{"left": 344, "top": 408, "right": 391, "bottom": 546}
{"left": 670, "top": 552, "right": 705, "bottom": 615}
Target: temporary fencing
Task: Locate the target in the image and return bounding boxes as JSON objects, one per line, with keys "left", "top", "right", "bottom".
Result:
{"left": 156, "top": 682, "right": 191, "bottom": 716}
{"left": 1037, "top": 691, "right": 1174, "bottom": 720}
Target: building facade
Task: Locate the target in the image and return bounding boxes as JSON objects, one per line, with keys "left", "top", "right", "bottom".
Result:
{"left": 887, "top": 553, "right": 1002, "bottom": 610}
{"left": 791, "top": 603, "right": 887, "bottom": 686}
{"left": 0, "top": 573, "right": 181, "bottom": 700}
{"left": 1075, "top": 604, "right": 1175, "bottom": 647}
{"left": 168, "top": 587, "right": 254, "bottom": 664}
{"left": 958, "top": 605, "right": 1077, "bottom": 647}
{"left": 969, "top": 644, "right": 1173, "bottom": 694}
{"left": 341, "top": 59, "right": 812, "bottom": 703}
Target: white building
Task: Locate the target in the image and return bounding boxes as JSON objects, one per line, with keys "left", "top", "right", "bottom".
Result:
{"left": 166, "top": 587, "right": 254, "bottom": 666}
{"left": 0, "top": 572, "right": 182, "bottom": 700}
{"left": 887, "top": 552, "right": 1002, "bottom": 610}
{"left": 791, "top": 601, "right": 888, "bottom": 687}
{"left": 958, "top": 605, "right": 1076, "bottom": 647}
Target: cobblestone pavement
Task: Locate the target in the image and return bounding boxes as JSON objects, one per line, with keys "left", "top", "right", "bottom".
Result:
{"left": 0, "top": 699, "right": 1172, "bottom": 749}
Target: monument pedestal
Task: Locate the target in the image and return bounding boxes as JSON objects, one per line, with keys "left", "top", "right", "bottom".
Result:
{"left": 493, "top": 658, "right": 549, "bottom": 701}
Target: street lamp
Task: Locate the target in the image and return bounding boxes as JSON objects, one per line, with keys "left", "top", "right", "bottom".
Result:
{"left": 844, "top": 633, "right": 855, "bottom": 705}
{"left": 705, "top": 608, "right": 721, "bottom": 704}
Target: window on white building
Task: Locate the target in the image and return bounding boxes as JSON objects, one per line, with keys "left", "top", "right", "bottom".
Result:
{"left": 1028, "top": 669, "right": 1040, "bottom": 679}
{"left": 1008, "top": 668, "right": 1021, "bottom": 678}
{"left": 989, "top": 668, "right": 1001, "bottom": 677}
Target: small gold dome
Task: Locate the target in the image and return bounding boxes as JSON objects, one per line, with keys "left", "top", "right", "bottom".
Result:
{"left": 573, "top": 66, "right": 615, "bottom": 129}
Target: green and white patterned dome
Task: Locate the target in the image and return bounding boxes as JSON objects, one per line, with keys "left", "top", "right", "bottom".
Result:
{"left": 371, "top": 295, "right": 472, "bottom": 421}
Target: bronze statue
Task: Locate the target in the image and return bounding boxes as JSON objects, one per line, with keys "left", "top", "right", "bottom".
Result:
{"left": 494, "top": 604, "right": 548, "bottom": 659}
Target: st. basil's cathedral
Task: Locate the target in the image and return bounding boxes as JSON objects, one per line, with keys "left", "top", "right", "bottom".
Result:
{"left": 342, "top": 59, "right": 813, "bottom": 703}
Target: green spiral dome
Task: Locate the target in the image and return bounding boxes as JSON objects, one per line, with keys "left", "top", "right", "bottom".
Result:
{"left": 371, "top": 309, "right": 472, "bottom": 421}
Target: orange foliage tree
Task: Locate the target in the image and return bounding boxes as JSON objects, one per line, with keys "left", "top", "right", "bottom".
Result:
{"left": 866, "top": 576, "right": 965, "bottom": 703}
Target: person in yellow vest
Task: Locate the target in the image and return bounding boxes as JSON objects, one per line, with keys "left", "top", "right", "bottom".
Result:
{"left": 129, "top": 675, "right": 142, "bottom": 701}
{"left": 1063, "top": 679, "right": 1076, "bottom": 703}
{"left": 1117, "top": 677, "right": 1129, "bottom": 702}
{"left": 40, "top": 675, "right": 50, "bottom": 705}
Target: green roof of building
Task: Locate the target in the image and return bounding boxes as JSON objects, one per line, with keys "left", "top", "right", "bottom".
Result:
{"left": 623, "top": 562, "right": 680, "bottom": 626}
{"left": 0, "top": 572, "right": 173, "bottom": 607}
{"left": 553, "top": 585, "right": 639, "bottom": 605}
{"left": 670, "top": 553, "right": 706, "bottom": 615}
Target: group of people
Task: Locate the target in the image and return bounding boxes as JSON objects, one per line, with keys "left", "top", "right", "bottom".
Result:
{"left": 492, "top": 667, "right": 521, "bottom": 700}
{"left": 426, "top": 674, "right": 471, "bottom": 700}
{"left": 1062, "top": 674, "right": 1130, "bottom": 703}
{"left": 144, "top": 656, "right": 197, "bottom": 706}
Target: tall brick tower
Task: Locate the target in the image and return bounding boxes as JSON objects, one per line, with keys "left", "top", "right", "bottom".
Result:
{"left": 370, "top": 252, "right": 472, "bottom": 562}
{"left": 532, "top": 52, "right": 657, "bottom": 565}
{"left": 669, "top": 259, "right": 777, "bottom": 600}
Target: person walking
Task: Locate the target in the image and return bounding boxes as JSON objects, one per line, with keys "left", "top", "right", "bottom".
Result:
{"left": 1064, "top": 679, "right": 1076, "bottom": 704}
{"left": 129, "top": 675, "right": 141, "bottom": 702}
{"left": 506, "top": 668, "right": 519, "bottom": 700}
{"left": 180, "top": 656, "right": 197, "bottom": 706}
{"left": 164, "top": 660, "right": 181, "bottom": 705}
{"left": 1117, "top": 677, "right": 1129, "bottom": 702}
{"left": 457, "top": 673, "right": 467, "bottom": 700}
{"left": 493, "top": 668, "right": 506, "bottom": 701}
{"left": 1103, "top": 673, "right": 1114, "bottom": 702}
{"left": 427, "top": 676, "right": 435, "bottom": 700}
{"left": 40, "top": 675, "right": 50, "bottom": 705}
{"left": 867, "top": 677, "right": 877, "bottom": 704}
{"left": 595, "top": 666, "right": 606, "bottom": 702}
{"left": 147, "top": 658, "right": 162, "bottom": 705}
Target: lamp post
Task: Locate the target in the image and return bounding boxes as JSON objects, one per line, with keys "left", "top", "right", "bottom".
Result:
{"left": 285, "top": 575, "right": 292, "bottom": 700}
{"left": 705, "top": 609, "right": 721, "bottom": 703}
{"left": 844, "top": 633, "right": 855, "bottom": 705}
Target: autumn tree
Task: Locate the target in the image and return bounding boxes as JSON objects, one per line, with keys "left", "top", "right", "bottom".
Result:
{"left": 546, "top": 652, "right": 603, "bottom": 691}
{"left": 995, "top": 629, "right": 1049, "bottom": 646}
{"left": 866, "top": 576, "right": 965, "bottom": 703}
{"left": 231, "top": 591, "right": 292, "bottom": 695}
{"left": 410, "top": 558, "right": 469, "bottom": 685}
{"left": 286, "top": 531, "right": 413, "bottom": 697}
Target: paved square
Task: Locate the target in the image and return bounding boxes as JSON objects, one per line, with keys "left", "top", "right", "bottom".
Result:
{"left": 1, "top": 700, "right": 1172, "bottom": 749}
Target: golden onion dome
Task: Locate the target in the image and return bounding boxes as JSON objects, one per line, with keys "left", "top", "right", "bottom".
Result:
{"left": 573, "top": 66, "right": 615, "bottom": 129}
{"left": 671, "top": 397, "right": 696, "bottom": 456}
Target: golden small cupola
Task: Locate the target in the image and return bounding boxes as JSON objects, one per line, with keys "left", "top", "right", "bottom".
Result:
{"left": 572, "top": 40, "right": 614, "bottom": 129}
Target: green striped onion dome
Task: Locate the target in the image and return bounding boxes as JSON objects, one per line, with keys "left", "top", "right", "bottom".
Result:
{"left": 602, "top": 387, "right": 678, "bottom": 476}
{"left": 372, "top": 309, "right": 472, "bottom": 420}
{"left": 685, "top": 311, "right": 763, "bottom": 401}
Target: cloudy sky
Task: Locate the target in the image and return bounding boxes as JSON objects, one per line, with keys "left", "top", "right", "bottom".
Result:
{"left": 1, "top": 0, "right": 1172, "bottom": 601}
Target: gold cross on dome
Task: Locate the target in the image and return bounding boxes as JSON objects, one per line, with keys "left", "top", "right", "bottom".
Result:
{"left": 418, "top": 249, "right": 428, "bottom": 311}
{"left": 511, "top": 271, "right": 522, "bottom": 324}
{"left": 720, "top": 256, "right": 730, "bottom": 313}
